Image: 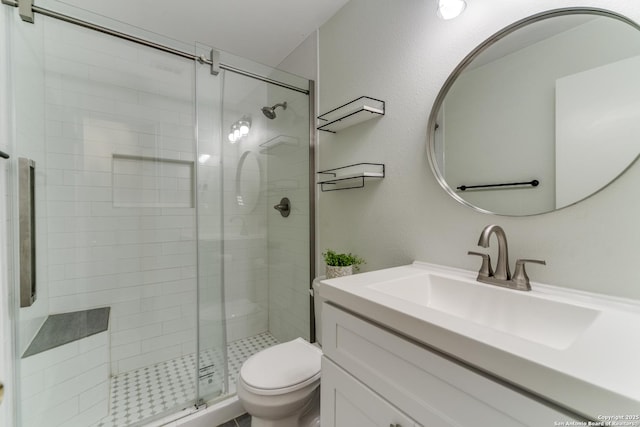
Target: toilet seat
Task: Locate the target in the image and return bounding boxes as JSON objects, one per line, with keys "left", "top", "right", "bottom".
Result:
{"left": 240, "top": 338, "right": 322, "bottom": 396}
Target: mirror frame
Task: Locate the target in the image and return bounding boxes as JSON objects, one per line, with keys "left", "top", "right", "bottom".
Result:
{"left": 427, "top": 7, "right": 640, "bottom": 216}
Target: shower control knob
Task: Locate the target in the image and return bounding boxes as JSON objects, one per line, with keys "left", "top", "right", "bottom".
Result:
{"left": 273, "top": 197, "right": 291, "bottom": 217}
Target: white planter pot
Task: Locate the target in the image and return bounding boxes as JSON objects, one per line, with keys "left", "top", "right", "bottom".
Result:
{"left": 326, "top": 265, "right": 353, "bottom": 279}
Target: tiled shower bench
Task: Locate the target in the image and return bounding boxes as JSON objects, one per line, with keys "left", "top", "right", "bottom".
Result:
{"left": 20, "top": 307, "right": 110, "bottom": 427}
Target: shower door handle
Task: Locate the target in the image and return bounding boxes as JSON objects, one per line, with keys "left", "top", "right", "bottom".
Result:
{"left": 273, "top": 197, "right": 290, "bottom": 217}
{"left": 19, "top": 158, "right": 36, "bottom": 307}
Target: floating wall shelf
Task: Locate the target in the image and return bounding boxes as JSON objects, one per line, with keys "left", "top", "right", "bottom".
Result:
{"left": 317, "top": 96, "right": 385, "bottom": 133}
{"left": 317, "top": 163, "right": 385, "bottom": 192}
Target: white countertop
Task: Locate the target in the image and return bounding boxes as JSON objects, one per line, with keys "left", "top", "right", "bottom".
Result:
{"left": 319, "top": 261, "right": 640, "bottom": 420}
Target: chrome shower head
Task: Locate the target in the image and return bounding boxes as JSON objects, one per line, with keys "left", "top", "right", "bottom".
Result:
{"left": 261, "top": 101, "right": 287, "bottom": 119}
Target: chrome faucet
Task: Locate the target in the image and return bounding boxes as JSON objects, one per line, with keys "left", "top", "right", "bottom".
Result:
{"left": 468, "top": 224, "right": 545, "bottom": 291}
{"left": 477, "top": 224, "right": 510, "bottom": 281}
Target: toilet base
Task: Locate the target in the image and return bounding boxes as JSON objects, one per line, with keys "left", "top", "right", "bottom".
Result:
{"left": 249, "top": 388, "right": 320, "bottom": 427}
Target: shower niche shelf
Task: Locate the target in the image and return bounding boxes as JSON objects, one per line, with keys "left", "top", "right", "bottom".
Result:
{"left": 259, "top": 134, "right": 299, "bottom": 153}
{"left": 317, "top": 163, "right": 385, "bottom": 192}
{"left": 317, "top": 96, "right": 385, "bottom": 133}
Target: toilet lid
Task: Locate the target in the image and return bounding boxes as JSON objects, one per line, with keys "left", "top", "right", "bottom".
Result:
{"left": 240, "top": 338, "right": 322, "bottom": 395}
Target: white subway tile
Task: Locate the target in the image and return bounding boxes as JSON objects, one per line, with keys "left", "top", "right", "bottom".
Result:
{"left": 69, "top": 396, "right": 109, "bottom": 427}
{"left": 140, "top": 330, "right": 192, "bottom": 353}
{"left": 47, "top": 201, "right": 93, "bottom": 217}
{"left": 111, "top": 341, "right": 141, "bottom": 361}
{"left": 109, "top": 299, "right": 142, "bottom": 317}
{"left": 78, "top": 332, "right": 108, "bottom": 353}
{"left": 116, "top": 344, "right": 182, "bottom": 373}
{"left": 161, "top": 315, "right": 196, "bottom": 335}
{"left": 111, "top": 306, "right": 181, "bottom": 332}
{"left": 48, "top": 279, "right": 85, "bottom": 297}
{"left": 74, "top": 363, "right": 110, "bottom": 394}
{"left": 20, "top": 371, "right": 45, "bottom": 399}
{"left": 140, "top": 291, "right": 195, "bottom": 313}
{"left": 43, "top": 345, "right": 108, "bottom": 388}
{"left": 22, "top": 394, "right": 78, "bottom": 427}
{"left": 21, "top": 340, "right": 80, "bottom": 376}
{"left": 111, "top": 323, "right": 162, "bottom": 347}
{"left": 44, "top": 54, "right": 90, "bottom": 80}
{"left": 63, "top": 170, "right": 112, "bottom": 187}
{"left": 48, "top": 295, "right": 86, "bottom": 313}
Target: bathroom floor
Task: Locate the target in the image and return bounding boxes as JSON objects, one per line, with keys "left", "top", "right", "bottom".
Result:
{"left": 218, "top": 413, "right": 251, "bottom": 427}
{"left": 92, "top": 332, "right": 278, "bottom": 427}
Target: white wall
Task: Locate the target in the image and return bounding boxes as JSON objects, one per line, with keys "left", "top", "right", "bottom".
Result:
{"left": 278, "top": 31, "right": 318, "bottom": 82}
{"left": 318, "top": 0, "right": 640, "bottom": 301}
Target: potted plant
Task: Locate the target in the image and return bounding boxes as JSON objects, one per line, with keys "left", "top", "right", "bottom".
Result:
{"left": 322, "top": 249, "right": 365, "bottom": 279}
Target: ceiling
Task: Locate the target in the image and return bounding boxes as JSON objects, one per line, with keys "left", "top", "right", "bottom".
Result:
{"left": 52, "top": 0, "right": 350, "bottom": 67}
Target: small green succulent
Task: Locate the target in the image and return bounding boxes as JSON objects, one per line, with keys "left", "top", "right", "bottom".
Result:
{"left": 322, "top": 249, "right": 365, "bottom": 271}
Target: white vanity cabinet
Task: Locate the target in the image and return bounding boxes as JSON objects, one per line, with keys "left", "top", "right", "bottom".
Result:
{"left": 320, "top": 303, "right": 583, "bottom": 427}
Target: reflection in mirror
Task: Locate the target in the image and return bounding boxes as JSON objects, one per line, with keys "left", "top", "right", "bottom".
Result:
{"left": 235, "top": 151, "right": 262, "bottom": 213}
{"left": 428, "top": 9, "right": 640, "bottom": 216}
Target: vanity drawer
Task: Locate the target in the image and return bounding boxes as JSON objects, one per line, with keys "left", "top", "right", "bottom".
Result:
{"left": 322, "top": 302, "right": 582, "bottom": 427}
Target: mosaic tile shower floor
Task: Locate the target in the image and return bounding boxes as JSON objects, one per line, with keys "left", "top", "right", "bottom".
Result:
{"left": 93, "top": 332, "right": 278, "bottom": 427}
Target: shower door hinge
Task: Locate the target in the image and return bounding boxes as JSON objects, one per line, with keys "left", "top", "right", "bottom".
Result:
{"left": 19, "top": 0, "right": 34, "bottom": 23}
{"left": 198, "top": 49, "right": 220, "bottom": 76}
{"left": 1, "top": 0, "right": 33, "bottom": 22}
{"left": 209, "top": 49, "right": 220, "bottom": 76}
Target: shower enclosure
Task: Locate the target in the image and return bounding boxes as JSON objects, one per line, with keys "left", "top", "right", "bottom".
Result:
{"left": 2, "top": 2, "right": 313, "bottom": 426}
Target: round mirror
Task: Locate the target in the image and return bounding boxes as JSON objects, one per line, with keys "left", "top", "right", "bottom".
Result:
{"left": 427, "top": 8, "right": 640, "bottom": 216}
{"left": 235, "top": 151, "right": 262, "bottom": 212}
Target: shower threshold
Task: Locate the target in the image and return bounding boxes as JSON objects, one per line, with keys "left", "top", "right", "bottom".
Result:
{"left": 92, "top": 332, "right": 278, "bottom": 427}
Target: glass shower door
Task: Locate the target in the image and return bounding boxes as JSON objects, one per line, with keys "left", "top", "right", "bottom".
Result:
{"left": 8, "top": 1, "right": 311, "bottom": 424}
{"left": 195, "top": 42, "right": 227, "bottom": 403}
{"left": 196, "top": 47, "right": 312, "bottom": 399}
{"left": 8, "top": 9, "right": 226, "bottom": 426}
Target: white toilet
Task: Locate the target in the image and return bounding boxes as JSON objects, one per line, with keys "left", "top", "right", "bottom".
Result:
{"left": 236, "top": 279, "right": 325, "bottom": 427}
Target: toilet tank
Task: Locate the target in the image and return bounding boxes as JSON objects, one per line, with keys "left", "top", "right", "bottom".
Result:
{"left": 312, "top": 277, "right": 326, "bottom": 345}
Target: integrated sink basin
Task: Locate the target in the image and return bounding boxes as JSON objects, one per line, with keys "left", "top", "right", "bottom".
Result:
{"left": 319, "top": 261, "right": 640, "bottom": 419}
{"left": 368, "top": 272, "right": 600, "bottom": 350}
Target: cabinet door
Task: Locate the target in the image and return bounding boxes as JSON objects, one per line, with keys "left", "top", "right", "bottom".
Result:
{"left": 322, "top": 357, "right": 420, "bottom": 427}
{"left": 323, "top": 303, "right": 583, "bottom": 426}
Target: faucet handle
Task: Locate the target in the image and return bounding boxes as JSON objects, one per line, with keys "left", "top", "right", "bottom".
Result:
{"left": 512, "top": 259, "right": 546, "bottom": 291}
{"left": 468, "top": 251, "right": 493, "bottom": 279}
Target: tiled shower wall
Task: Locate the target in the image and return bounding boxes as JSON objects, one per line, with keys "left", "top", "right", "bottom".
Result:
{"left": 220, "top": 73, "right": 269, "bottom": 343}
{"left": 41, "top": 18, "right": 198, "bottom": 374}
{"left": 266, "top": 86, "right": 311, "bottom": 343}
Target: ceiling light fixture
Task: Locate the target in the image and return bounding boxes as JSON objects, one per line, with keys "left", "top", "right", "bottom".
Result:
{"left": 437, "top": 0, "right": 466, "bottom": 20}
